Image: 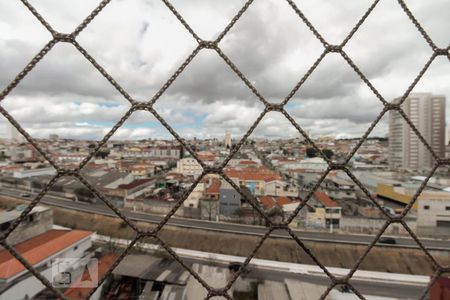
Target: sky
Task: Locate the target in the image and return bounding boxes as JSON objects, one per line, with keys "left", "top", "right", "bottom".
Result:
{"left": 0, "top": 0, "right": 449, "bottom": 142}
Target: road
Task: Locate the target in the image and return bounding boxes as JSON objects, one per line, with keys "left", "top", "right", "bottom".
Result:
{"left": 1, "top": 187, "right": 450, "bottom": 251}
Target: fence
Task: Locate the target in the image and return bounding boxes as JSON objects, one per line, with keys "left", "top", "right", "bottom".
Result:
{"left": 0, "top": 0, "right": 449, "bottom": 299}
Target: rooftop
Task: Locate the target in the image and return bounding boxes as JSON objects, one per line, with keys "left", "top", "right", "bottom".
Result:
{"left": 0, "top": 205, "right": 50, "bottom": 225}
{"left": 259, "top": 196, "right": 293, "bottom": 209}
{"left": 314, "top": 191, "right": 339, "bottom": 208}
{"left": 118, "top": 178, "right": 154, "bottom": 190}
{"left": 0, "top": 229, "right": 92, "bottom": 280}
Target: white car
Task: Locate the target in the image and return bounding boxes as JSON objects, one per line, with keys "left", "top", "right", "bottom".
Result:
{"left": 19, "top": 193, "right": 30, "bottom": 198}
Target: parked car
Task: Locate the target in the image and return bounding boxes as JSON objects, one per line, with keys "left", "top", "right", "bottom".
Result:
{"left": 378, "top": 237, "right": 397, "bottom": 244}
{"left": 19, "top": 193, "right": 30, "bottom": 198}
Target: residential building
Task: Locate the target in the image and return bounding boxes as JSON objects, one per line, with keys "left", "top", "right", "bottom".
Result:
{"left": 219, "top": 180, "right": 242, "bottom": 218}
{"left": 265, "top": 180, "right": 299, "bottom": 197}
{"left": 305, "top": 191, "right": 342, "bottom": 229}
{"left": 0, "top": 229, "right": 93, "bottom": 300}
{"left": 176, "top": 157, "right": 203, "bottom": 177}
{"left": 321, "top": 176, "right": 357, "bottom": 200}
{"left": 389, "top": 93, "right": 445, "bottom": 171}
{"left": 225, "top": 167, "right": 281, "bottom": 196}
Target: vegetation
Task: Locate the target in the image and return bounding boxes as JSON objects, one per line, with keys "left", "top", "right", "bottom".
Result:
{"left": 306, "top": 147, "right": 334, "bottom": 159}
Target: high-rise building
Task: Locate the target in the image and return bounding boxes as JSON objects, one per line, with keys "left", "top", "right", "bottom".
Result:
{"left": 224, "top": 131, "right": 232, "bottom": 149}
{"left": 389, "top": 93, "right": 445, "bottom": 171}
{"left": 7, "top": 123, "right": 25, "bottom": 143}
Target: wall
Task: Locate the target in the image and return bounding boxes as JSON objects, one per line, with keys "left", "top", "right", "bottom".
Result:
{"left": 125, "top": 199, "right": 184, "bottom": 217}
{"left": 2, "top": 208, "right": 53, "bottom": 248}
{"left": 340, "top": 216, "right": 417, "bottom": 235}
{"left": 417, "top": 198, "right": 450, "bottom": 227}
{"left": 219, "top": 188, "right": 241, "bottom": 217}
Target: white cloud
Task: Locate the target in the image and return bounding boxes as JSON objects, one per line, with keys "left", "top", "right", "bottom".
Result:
{"left": 0, "top": 0, "right": 448, "bottom": 141}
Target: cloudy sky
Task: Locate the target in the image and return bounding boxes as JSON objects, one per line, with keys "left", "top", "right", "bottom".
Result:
{"left": 0, "top": 0, "right": 449, "bottom": 142}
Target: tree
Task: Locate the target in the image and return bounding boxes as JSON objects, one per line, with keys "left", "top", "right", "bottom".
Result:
{"left": 306, "top": 147, "right": 318, "bottom": 158}
{"left": 95, "top": 149, "right": 110, "bottom": 159}
{"left": 323, "top": 149, "right": 334, "bottom": 159}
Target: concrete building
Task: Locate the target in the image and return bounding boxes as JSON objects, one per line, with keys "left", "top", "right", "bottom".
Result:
{"left": 389, "top": 93, "right": 445, "bottom": 171}
{"left": 322, "top": 176, "right": 357, "bottom": 200}
{"left": 305, "top": 191, "right": 342, "bottom": 229}
{"left": 219, "top": 180, "right": 242, "bottom": 217}
{"left": 417, "top": 191, "right": 450, "bottom": 235}
{"left": 224, "top": 131, "right": 232, "bottom": 149}
{"left": 12, "top": 167, "right": 56, "bottom": 179}
{"left": 0, "top": 206, "right": 53, "bottom": 248}
{"left": 7, "top": 123, "right": 24, "bottom": 143}
{"left": 176, "top": 157, "right": 203, "bottom": 177}
{"left": 0, "top": 229, "right": 93, "bottom": 300}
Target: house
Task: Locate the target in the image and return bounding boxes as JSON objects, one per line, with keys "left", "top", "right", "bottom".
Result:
{"left": 205, "top": 178, "right": 221, "bottom": 200}
{"left": 305, "top": 191, "right": 342, "bottom": 229}
{"left": 0, "top": 229, "right": 93, "bottom": 300}
{"left": 321, "top": 176, "right": 357, "bottom": 200}
{"left": 224, "top": 167, "right": 281, "bottom": 196}
{"left": 265, "top": 180, "right": 299, "bottom": 197}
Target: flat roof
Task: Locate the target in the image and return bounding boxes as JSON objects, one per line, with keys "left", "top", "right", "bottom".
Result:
{"left": 0, "top": 206, "right": 50, "bottom": 225}
{"left": 113, "top": 255, "right": 190, "bottom": 285}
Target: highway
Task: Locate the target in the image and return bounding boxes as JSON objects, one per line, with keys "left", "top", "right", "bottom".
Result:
{"left": 1, "top": 187, "right": 450, "bottom": 251}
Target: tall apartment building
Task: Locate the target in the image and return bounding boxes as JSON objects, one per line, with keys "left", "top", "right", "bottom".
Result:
{"left": 389, "top": 93, "right": 445, "bottom": 171}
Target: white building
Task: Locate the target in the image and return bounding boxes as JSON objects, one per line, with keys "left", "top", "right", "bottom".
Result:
{"left": 297, "top": 157, "right": 328, "bottom": 172}
{"left": 417, "top": 191, "right": 450, "bottom": 228}
{"left": 224, "top": 131, "right": 232, "bottom": 149}
{"left": 7, "top": 123, "right": 24, "bottom": 143}
{"left": 176, "top": 157, "right": 203, "bottom": 177}
{"left": 13, "top": 167, "right": 57, "bottom": 179}
{"left": 389, "top": 93, "right": 445, "bottom": 171}
{"left": 0, "top": 229, "right": 93, "bottom": 300}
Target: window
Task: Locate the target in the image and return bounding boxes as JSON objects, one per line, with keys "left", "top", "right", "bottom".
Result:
{"left": 446, "top": 206, "right": 450, "bottom": 211}
{"left": 424, "top": 205, "right": 430, "bottom": 210}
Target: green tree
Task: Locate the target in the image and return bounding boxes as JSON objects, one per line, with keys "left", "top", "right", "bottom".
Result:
{"left": 323, "top": 149, "right": 334, "bottom": 159}
{"left": 306, "top": 147, "right": 318, "bottom": 158}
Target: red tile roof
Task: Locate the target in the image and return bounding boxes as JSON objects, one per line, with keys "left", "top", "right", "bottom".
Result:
{"left": 260, "top": 196, "right": 276, "bottom": 209}
{"left": 118, "top": 178, "right": 153, "bottom": 190}
{"left": 239, "top": 160, "right": 258, "bottom": 165}
{"left": 0, "top": 229, "right": 92, "bottom": 280}
{"left": 206, "top": 179, "right": 221, "bottom": 194}
{"left": 314, "top": 191, "right": 339, "bottom": 208}
{"left": 62, "top": 253, "right": 118, "bottom": 300}
{"left": 225, "top": 167, "right": 281, "bottom": 182}
{"left": 276, "top": 196, "right": 293, "bottom": 206}
{"left": 259, "top": 196, "right": 293, "bottom": 209}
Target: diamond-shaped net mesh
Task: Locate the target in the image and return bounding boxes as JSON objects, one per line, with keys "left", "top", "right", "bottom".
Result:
{"left": 0, "top": 0, "right": 449, "bottom": 299}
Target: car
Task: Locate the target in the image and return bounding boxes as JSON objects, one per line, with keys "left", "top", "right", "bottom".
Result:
{"left": 378, "top": 237, "right": 397, "bottom": 244}
{"left": 19, "top": 193, "right": 30, "bottom": 198}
